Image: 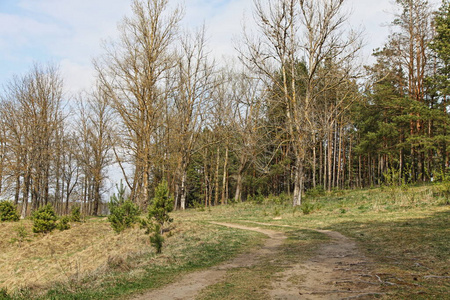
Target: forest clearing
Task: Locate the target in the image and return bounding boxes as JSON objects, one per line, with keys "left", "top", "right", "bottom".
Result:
{"left": 1, "top": 0, "right": 450, "bottom": 298}
{"left": 0, "top": 184, "right": 448, "bottom": 299}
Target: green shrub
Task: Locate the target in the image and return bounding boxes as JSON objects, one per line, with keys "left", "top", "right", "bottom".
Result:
{"left": 9, "top": 224, "right": 30, "bottom": 248}
{"left": 305, "top": 186, "right": 326, "bottom": 198}
{"left": 0, "top": 287, "right": 11, "bottom": 299}
{"left": 438, "top": 180, "right": 450, "bottom": 204}
{"left": 32, "top": 204, "right": 58, "bottom": 234}
{"left": 248, "top": 194, "right": 264, "bottom": 204}
{"left": 273, "top": 206, "right": 281, "bottom": 217}
{"left": 149, "top": 224, "right": 164, "bottom": 254}
{"left": 0, "top": 201, "right": 20, "bottom": 222}
{"left": 192, "top": 200, "right": 205, "bottom": 211}
{"left": 147, "top": 180, "right": 174, "bottom": 232}
{"left": 278, "top": 193, "right": 290, "bottom": 204}
{"left": 107, "top": 181, "right": 140, "bottom": 233}
{"left": 70, "top": 205, "right": 82, "bottom": 222}
{"left": 57, "top": 216, "right": 71, "bottom": 231}
{"left": 300, "top": 202, "right": 314, "bottom": 215}
{"left": 108, "top": 200, "right": 140, "bottom": 234}
{"left": 140, "top": 180, "right": 174, "bottom": 254}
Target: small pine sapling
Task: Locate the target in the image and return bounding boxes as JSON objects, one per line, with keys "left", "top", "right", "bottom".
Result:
{"left": 108, "top": 181, "right": 140, "bottom": 233}
{"left": 150, "top": 224, "right": 164, "bottom": 254}
{"left": 70, "top": 205, "right": 82, "bottom": 222}
{"left": 141, "top": 180, "right": 174, "bottom": 254}
{"left": 0, "top": 201, "right": 20, "bottom": 222}
{"left": 9, "top": 224, "right": 30, "bottom": 247}
{"left": 32, "top": 204, "right": 58, "bottom": 234}
{"left": 57, "top": 216, "right": 71, "bottom": 231}
{"left": 148, "top": 180, "right": 174, "bottom": 234}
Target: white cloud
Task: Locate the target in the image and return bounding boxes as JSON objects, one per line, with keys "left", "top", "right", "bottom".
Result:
{"left": 0, "top": 0, "right": 444, "bottom": 93}
{"left": 59, "top": 59, "right": 96, "bottom": 95}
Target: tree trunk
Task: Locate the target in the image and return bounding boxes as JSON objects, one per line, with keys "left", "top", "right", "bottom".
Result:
{"left": 14, "top": 174, "right": 20, "bottom": 205}
{"left": 180, "top": 168, "right": 187, "bottom": 210}
{"left": 292, "top": 159, "right": 303, "bottom": 206}
{"left": 327, "top": 128, "right": 333, "bottom": 191}
{"left": 21, "top": 172, "right": 31, "bottom": 218}
{"left": 214, "top": 148, "right": 220, "bottom": 206}
{"left": 221, "top": 146, "right": 229, "bottom": 205}
{"left": 92, "top": 180, "right": 100, "bottom": 216}
{"left": 234, "top": 170, "right": 243, "bottom": 203}
{"left": 313, "top": 136, "right": 317, "bottom": 188}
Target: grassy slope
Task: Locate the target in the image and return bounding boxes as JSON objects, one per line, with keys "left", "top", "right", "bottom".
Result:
{"left": 1, "top": 184, "right": 449, "bottom": 299}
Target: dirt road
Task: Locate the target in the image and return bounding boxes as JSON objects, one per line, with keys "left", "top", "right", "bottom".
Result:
{"left": 132, "top": 222, "right": 382, "bottom": 300}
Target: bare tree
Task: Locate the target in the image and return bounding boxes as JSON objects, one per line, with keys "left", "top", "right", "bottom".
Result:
{"left": 240, "top": 0, "right": 362, "bottom": 205}
{"left": 0, "top": 64, "right": 64, "bottom": 216}
{"left": 75, "top": 88, "right": 114, "bottom": 216}
{"left": 228, "top": 72, "right": 265, "bottom": 202}
{"left": 171, "top": 27, "right": 215, "bottom": 210}
{"left": 95, "top": 0, "right": 182, "bottom": 208}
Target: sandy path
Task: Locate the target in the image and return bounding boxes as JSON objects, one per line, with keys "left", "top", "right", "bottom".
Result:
{"left": 270, "top": 229, "right": 382, "bottom": 300}
{"left": 131, "top": 222, "right": 286, "bottom": 300}
{"left": 132, "top": 223, "right": 382, "bottom": 300}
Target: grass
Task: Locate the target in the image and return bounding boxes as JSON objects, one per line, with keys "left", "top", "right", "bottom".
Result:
{"left": 0, "top": 218, "right": 264, "bottom": 300}
{"left": 0, "top": 183, "right": 449, "bottom": 299}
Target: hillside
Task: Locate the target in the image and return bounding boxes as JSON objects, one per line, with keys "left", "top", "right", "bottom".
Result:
{"left": 0, "top": 184, "right": 449, "bottom": 299}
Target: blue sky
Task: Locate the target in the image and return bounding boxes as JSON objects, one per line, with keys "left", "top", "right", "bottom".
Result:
{"left": 0, "top": 0, "right": 441, "bottom": 94}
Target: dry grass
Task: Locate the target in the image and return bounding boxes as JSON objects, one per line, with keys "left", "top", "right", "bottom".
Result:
{"left": 0, "top": 184, "right": 448, "bottom": 299}
{"left": 0, "top": 218, "right": 150, "bottom": 292}
{"left": 0, "top": 215, "right": 263, "bottom": 299}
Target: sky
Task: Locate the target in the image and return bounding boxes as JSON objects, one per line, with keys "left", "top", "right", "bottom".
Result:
{"left": 0, "top": 0, "right": 442, "bottom": 95}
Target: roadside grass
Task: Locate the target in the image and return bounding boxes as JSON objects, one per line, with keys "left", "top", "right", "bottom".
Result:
{"left": 0, "top": 219, "right": 264, "bottom": 300}
{"left": 0, "top": 183, "right": 448, "bottom": 299}
{"left": 332, "top": 210, "right": 449, "bottom": 299}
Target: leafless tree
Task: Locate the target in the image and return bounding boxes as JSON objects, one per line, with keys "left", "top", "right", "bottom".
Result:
{"left": 95, "top": 0, "right": 182, "bottom": 208}
{"left": 171, "top": 27, "right": 215, "bottom": 210}
{"left": 0, "top": 64, "right": 64, "bottom": 216}
{"left": 240, "top": 0, "right": 362, "bottom": 205}
{"left": 75, "top": 88, "right": 114, "bottom": 216}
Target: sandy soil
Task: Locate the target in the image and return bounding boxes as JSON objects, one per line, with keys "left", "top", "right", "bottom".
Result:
{"left": 131, "top": 223, "right": 382, "bottom": 300}
{"left": 269, "top": 229, "right": 383, "bottom": 300}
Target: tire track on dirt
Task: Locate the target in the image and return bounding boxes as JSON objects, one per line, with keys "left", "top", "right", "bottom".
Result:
{"left": 131, "top": 222, "right": 285, "bottom": 300}
{"left": 269, "top": 229, "right": 383, "bottom": 300}
{"left": 132, "top": 222, "right": 383, "bottom": 300}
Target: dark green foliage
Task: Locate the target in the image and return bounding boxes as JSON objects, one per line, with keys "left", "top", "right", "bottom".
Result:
{"left": 0, "top": 288, "right": 11, "bottom": 300}
{"left": 305, "top": 186, "right": 326, "bottom": 198}
{"left": 32, "top": 204, "right": 58, "bottom": 234}
{"left": 147, "top": 180, "right": 173, "bottom": 232}
{"left": 108, "top": 200, "right": 140, "bottom": 234}
{"left": 57, "top": 216, "right": 71, "bottom": 231}
{"left": 107, "top": 180, "right": 140, "bottom": 233}
{"left": 140, "top": 181, "right": 174, "bottom": 254}
{"left": 70, "top": 205, "right": 82, "bottom": 222}
{"left": 437, "top": 178, "right": 450, "bottom": 204}
{"left": 150, "top": 224, "right": 164, "bottom": 254}
{"left": 430, "top": 0, "right": 450, "bottom": 94}
{"left": 247, "top": 193, "right": 264, "bottom": 204}
{"left": 0, "top": 201, "right": 20, "bottom": 222}
{"left": 300, "top": 202, "right": 314, "bottom": 215}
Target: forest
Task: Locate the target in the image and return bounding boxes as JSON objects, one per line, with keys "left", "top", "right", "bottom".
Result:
{"left": 0, "top": 0, "right": 449, "bottom": 216}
